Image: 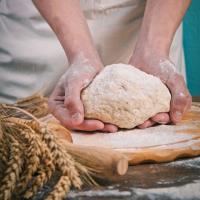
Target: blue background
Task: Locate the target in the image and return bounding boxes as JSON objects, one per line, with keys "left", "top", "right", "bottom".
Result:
{"left": 183, "top": 0, "right": 200, "bottom": 96}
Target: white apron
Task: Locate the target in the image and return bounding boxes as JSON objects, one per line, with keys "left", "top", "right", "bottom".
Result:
{"left": 0, "top": 0, "right": 185, "bottom": 103}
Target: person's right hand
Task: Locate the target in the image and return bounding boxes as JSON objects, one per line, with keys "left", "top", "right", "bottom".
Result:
{"left": 48, "top": 56, "right": 118, "bottom": 132}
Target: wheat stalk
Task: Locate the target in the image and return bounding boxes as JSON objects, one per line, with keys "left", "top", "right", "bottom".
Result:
{"left": 0, "top": 133, "right": 9, "bottom": 167}
{"left": 45, "top": 176, "right": 71, "bottom": 200}
{"left": 16, "top": 129, "right": 41, "bottom": 194}
{"left": 0, "top": 134, "right": 23, "bottom": 200}
{"left": 13, "top": 93, "right": 49, "bottom": 118}
{"left": 40, "top": 126, "right": 83, "bottom": 189}
{"left": 0, "top": 94, "right": 97, "bottom": 200}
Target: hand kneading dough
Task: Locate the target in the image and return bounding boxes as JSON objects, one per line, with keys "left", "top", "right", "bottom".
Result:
{"left": 81, "top": 64, "right": 171, "bottom": 129}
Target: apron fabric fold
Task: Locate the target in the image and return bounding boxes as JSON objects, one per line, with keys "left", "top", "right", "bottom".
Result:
{"left": 0, "top": 0, "right": 185, "bottom": 103}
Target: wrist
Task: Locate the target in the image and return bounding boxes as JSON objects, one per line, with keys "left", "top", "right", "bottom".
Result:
{"left": 130, "top": 43, "right": 169, "bottom": 72}
{"left": 69, "top": 52, "right": 103, "bottom": 73}
{"left": 133, "top": 36, "right": 169, "bottom": 61}
{"left": 130, "top": 48, "right": 177, "bottom": 84}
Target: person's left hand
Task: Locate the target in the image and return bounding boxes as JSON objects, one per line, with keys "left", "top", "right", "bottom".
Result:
{"left": 129, "top": 51, "right": 192, "bottom": 129}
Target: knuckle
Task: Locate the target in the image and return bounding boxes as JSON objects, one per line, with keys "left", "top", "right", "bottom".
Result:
{"left": 167, "top": 74, "right": 186, "bottom": 92}
{"left": 64, "top": 96, "right": 74, "bottom": 108}
{"left": 172, "top": 90, "right": 189, "bottom": 109}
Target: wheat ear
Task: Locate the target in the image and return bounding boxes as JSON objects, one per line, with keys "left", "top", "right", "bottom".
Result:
{"left": 23, "top": 141, "right": 54, "bottom": 199}
{"left": 41, "top": 126, "right": 82, "bottom": 188}
{"left": 0, "top": 134, "right": 23, "bottom": 200}
{"left": 45, "top": 176, "right": 71, "bottom": 200}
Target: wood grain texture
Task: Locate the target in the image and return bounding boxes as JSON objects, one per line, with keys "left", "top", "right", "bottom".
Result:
{"left": 40, "top": 115, "right": 129, "bottom": 179}
{"left": 72, "top": 103, "right": 200, "bottom": 165}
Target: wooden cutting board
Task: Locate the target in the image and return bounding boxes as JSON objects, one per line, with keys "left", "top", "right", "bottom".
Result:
{"left": 72, "top": 103, "right": 200, "bottom": 165}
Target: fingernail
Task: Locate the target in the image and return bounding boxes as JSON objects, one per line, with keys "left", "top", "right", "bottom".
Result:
{"left": 71, "top": 112, "right": 82, "bottom": 122}
{"left": 175, "top": 111, "right": 182, "bottom": 121}
{"left": 158, "top": 121, "right": 166, "bottom": 124}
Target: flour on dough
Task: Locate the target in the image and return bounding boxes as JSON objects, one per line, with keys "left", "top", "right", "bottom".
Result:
{"left": 81, "top": 63, "right": 171, "bottom": 129}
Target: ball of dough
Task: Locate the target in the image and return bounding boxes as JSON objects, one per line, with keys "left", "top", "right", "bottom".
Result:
{"left": 81, "top": 64, "right": 171, "bottom": 129}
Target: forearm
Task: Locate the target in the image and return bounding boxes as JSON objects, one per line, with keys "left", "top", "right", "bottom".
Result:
{"left": 33, "top": 0, "right": 102, "bottom": 70}
{"left": 134, "top": 0, "right": 191, "bottom": 56}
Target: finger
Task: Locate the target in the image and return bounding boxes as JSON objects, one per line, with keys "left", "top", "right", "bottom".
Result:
{"left": 137, "top": 120, "right": 151, "bottom": 129}
{"left": 151, "top": 113, "right": 170, "bottom": 124}
{"left": 167, "top": 75, "right": 191, "bottom": 124}
{"left": 52, "top": 104, "right": 104, "bottom": 130}
{"left": 102, "top": 124, "right": 118, "bottom": 133}
{"left": 74, "top": 119, "right": 104, "bottom": 131}
{"left": 54, "top": 107, "right": 104, "bottom": 131}
{"left": 48, "top": 83, "right": 65, "bottom": 114}
{"left": 49, "top": 92, "right": 84, "bottom": 128}
{"left": 137, "top": 119, "right": 156, "bottom": 129}
{"left": 64, "top": 81, "right": 85, "bottom": 125}
{"left": 170, "top": 92, "right": 189, "bottom": 124}
{"left": 50, "top": 104, "right": 78, "bottom": 128}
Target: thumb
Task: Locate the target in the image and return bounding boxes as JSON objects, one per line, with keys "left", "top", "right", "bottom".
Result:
{"left": 167, "top": 75, "right": 190, "bottom": 124}
{"left": 170, "top": 92, "right": 188, "bottom": 124}
{"left": 64, "top": 82, "right": 84, "bottom": 126}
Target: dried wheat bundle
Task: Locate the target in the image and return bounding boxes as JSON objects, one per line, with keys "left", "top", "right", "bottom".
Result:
{"left": 0, "top": 102, "right": 95, "bottom": 200}
{"left": 13, "top": 92, "right": 49, "bottom": 118}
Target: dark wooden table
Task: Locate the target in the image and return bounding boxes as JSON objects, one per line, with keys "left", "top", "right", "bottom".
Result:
{"left": 67, "top": 157, "right": 200, "bottom": 200}
{"left": 34, "top": 157, "right": 200, "bottom": 200}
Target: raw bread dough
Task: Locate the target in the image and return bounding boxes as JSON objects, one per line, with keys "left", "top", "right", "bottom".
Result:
{"left": 81, "top": 64, "right": 171, "bottom": 129}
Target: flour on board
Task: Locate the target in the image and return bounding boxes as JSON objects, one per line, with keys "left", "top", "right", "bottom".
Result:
{"left": 72, "top": 123, "right": 198, "bottom": 149}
